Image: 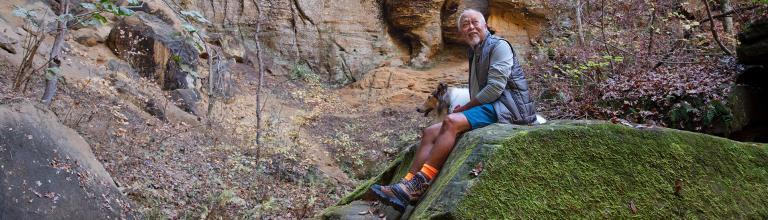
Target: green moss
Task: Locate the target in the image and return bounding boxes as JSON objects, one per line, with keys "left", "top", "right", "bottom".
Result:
{"left": 452, "top": 124, "right": 768, "bottom": 219}
{"left": 322, "top": 121, "right": 768, "bottom": 219}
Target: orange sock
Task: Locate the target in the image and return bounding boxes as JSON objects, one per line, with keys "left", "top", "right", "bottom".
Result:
{"left": 404, "top": 172, "right": 415, "bottom": 181}
{"left": 420, "top": 164, "right": 439, "bottom": 181}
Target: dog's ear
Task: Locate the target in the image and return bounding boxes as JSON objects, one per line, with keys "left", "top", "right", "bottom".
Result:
{"left": 437, "top": 82, "right": 447, "bottom": 96}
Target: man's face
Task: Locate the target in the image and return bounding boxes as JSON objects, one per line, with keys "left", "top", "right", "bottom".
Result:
{"left": 460, "top": 13, "right": 486, "bottom": 46}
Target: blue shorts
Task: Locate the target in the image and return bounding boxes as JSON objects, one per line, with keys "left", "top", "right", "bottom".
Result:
{"left": 462, "top": 103, "right": 497, "bottom": 130}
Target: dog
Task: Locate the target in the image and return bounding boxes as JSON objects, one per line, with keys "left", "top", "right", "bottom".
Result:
{"left": 417, "top": 82, "right": 547, "bottom": 124}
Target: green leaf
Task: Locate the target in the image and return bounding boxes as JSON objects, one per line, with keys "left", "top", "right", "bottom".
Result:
{"left": 182, "top": 23, "right": 198, "bottom": 33}
{"left": 171, "top": 55, "right": 182, "bottom": 64}
{"left": 45, "top": 67, "right": 61, "bottom": 80}
{"left": 102, "top": 2, "right": 118, "bottom": 14}
{"left": 91, "top": 13, "right": 108, "bottom": 26}
{"left": 117, "top": 6, "right": 135, "bottom": 16}
{"left": 127, "top": 0, "right": 140, "bottom": 5}
{"left": 80, "top": 3, "right": 97, "bottom": 10}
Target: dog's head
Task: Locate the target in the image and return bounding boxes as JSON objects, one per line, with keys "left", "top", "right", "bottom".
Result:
{"left": 416, "top": 82, "right": 448, "bottom": 117}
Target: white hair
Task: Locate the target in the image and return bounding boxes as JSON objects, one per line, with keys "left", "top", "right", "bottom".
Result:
{"left": 457, "top": 9, "right": 486, "bottom": 31}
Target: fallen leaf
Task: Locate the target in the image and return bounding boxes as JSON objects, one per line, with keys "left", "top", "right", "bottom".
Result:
{"left": 470, "top": 161, "right": 484, "bottom": 177}
{"left": 379, "top": 213, "right": 386, "bottom": 218}
{"left": 674, "top": 179, "right": 682, "bottom": 196}
{"left": 628, "top": 200, "right": 637, "bottom": 213}
{"left": 358, "top": 210, "right": 369, "bottom": 215}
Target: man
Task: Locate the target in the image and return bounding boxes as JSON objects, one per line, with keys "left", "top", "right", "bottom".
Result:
{"left": 370, "top": 9, "right": 537, "bottom": 211}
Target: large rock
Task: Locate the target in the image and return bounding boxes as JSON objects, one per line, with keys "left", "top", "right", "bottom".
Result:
{"left": 385, "top": 0, "right": 445, "bottom": 68}
{"left": 737, "top": 18, "right": 768, "bottom": 65}
{"left": 106, "top": 12, "right": 200, "bottom": 91}
{"left": 321, "top": 121, "right": 768, "bottom": 219}
{"left": 0, "top": 103, "right": 135, "bottom": 219}
{"left": 486, "top": 0, "right": 549, "bottom": 62}
{"left": 180, "top": 0, "right": 397, "bottom": 84}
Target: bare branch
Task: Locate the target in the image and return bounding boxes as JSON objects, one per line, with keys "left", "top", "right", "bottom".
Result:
{"left": 702, "top": 0, "right": 733, "bottom": 56}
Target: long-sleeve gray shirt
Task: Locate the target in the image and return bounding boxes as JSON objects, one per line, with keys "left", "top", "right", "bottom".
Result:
{"left": 469, "top": 39, "right": 514, "bottom": 104}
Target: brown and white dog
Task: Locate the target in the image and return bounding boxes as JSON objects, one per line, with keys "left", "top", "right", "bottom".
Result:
{"left": 416, "top": 82, "right": 470, "bottom": 120}
{"left": 417, "top": 82, "right": 547, "bottom": 124}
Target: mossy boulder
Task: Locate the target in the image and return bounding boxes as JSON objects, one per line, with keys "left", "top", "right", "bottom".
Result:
{"left": 320, "top": 120, "right": 768, "bottom": 219}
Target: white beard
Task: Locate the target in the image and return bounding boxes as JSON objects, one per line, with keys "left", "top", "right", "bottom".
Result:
{"left": 466, "top": 34, "right": 481, "bottom": 46}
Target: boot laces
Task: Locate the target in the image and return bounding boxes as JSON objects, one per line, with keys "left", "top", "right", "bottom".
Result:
{"left": 404, "top": 174, "right": 429, "bottom": 194}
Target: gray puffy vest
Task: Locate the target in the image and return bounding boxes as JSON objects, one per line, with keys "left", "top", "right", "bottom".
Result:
{"left": 468, "top": 34, "right": 536, "bottom": 124}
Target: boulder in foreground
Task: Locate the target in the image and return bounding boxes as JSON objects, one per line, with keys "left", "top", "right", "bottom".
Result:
{"left": 0, "top": 102, "right": 135, "bottom": 219}
{"left": 322, "top": 121, "right": 768, "bottom": 219}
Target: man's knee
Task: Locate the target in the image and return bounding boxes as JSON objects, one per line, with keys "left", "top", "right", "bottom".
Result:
{"left": 442, "top": 114, "right": 460, "bottom": 129}
{"left": 442, "top": 113, "right": 470, "bottom": 132}
{"left": 423, "top": 123, "right": 441, "bottom": 136}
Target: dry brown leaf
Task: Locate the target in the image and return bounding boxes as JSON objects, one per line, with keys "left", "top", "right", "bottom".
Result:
{"left": 628, "top": 200, "right": 637, "bottom": 214}
{"left": 470, "top": 161, "right": 484, "bottom": 177}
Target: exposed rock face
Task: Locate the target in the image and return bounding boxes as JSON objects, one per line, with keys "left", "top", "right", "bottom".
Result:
{"left": 170, "top": 88, "right": 200, "bottom": 115}
{"left": 384, "top": 0, "right": 547, "bottom": 66}
{"left": 486, "top": 0, "right": 548, "bottom": 61}
{"left": 179, "top": 0, "right": 397, "bottom": 84}
{"left": 0, "top": 103, "right": 135, "bottom": 219}
{"left": 322, "top": 121, "right": 768, "bottom": 219}
{"left": 385, "top": 0, "right": 445, "bottom": 68}
{"left": 731, "top": 18, "right": 768, "bottom": 142}
{"left": 737, "top": 18, "right": 768, "bottom": 65}
{"left": 0, "top": 33, "right": 17, "bottom": 54}
{"left": 106, "top": 12, "right": 200, "bottom": 91}
{"left": 170, "top": 0, "right": 547, "bottom": 78}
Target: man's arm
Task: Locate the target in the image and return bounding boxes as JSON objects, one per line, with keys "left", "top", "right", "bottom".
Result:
{"left": 454, "top": 42, "right": 514, "bottom": 113}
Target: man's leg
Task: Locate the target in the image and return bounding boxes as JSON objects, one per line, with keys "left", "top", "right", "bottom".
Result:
{"left": 422, "top": 113, "right": 472, "bottom": 172}
{"left": 408, "top": 123, "right": 442, "bottom": 176}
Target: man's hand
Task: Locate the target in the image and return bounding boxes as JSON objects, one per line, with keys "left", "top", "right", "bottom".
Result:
{"left": 454, "top": 99, "right": 481, "bottom": 113}
{"left": 453, "top": 104, "right": 466, "bottom": 113}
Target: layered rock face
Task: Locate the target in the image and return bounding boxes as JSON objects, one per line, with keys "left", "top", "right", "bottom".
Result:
{"left": 0, "top": 103, "right": 135, "bottom": 219}
{"left": 177, "top": 0, "right": 397, "bottom": 84}
{"left": 322, "top": 121, "right": 768, "bottom": 219}
{"left": 486, "top": 0, "right": 548, "bottom": 60}
{"left": 180, "top": 0, "right": 547, "bottom": 76}
{"left": 385, "top": 0, "right": 446, "bottom": 68}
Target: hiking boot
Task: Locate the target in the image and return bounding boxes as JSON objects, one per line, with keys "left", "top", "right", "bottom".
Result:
{"left": 370, "top": 173, "right": 431, "bottom": 211}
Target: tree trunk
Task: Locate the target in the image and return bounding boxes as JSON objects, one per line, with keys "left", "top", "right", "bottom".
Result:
{"left": 720, "top": 0, "right": 734, "bottom": 36}
{"left": 575, "top": 0, "right": 585, "bottom": 46}
{"left": 41, "top": 0, "right": 69, "bottom": 106}
{"left": 253, "top": 1, "right": 265, "bottom": 160}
